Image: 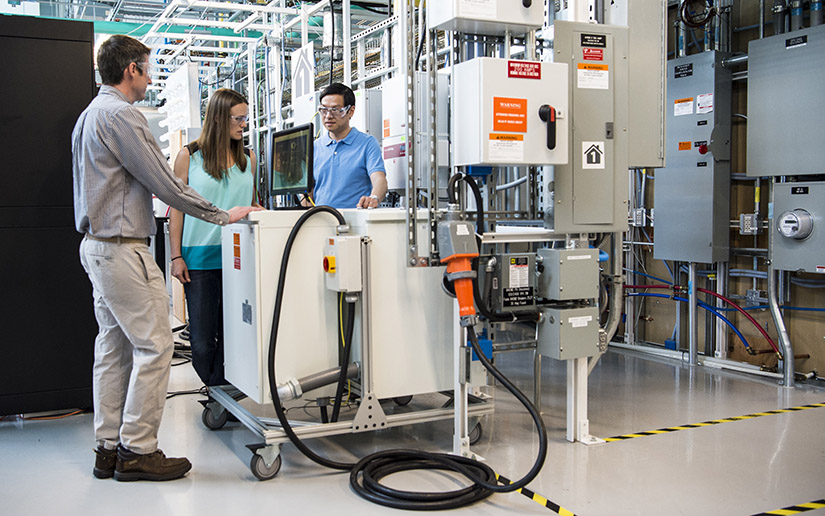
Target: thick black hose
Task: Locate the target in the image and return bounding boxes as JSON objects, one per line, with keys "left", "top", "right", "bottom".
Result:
{"left": 267, "top": 206, "right": 353, "bottom": 470}
{"left": 331, "top": 294, "right": 356, "bottom": 422}
{"left": 349, "top": 325, "right": 548, "bottom": 509}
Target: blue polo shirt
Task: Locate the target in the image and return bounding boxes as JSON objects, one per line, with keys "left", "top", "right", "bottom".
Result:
{"left": 313, "top": 127, "right": 385, "bottom": 209}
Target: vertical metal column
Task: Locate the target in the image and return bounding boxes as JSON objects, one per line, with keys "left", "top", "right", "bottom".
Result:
{"left": 688, "top": 262, "right": 699, "bottom": 365}
{"left": 566, "top": 357, "right": 602, "bottom": 445}
{"left": 715, "top": 261, "right": 729, "bottom": 359}
{"left": 677, "top": 0, "right": 687, "bottom": 58}
{"left": 343, "top": 0, "right": 351, "bottom": 85}
{"left": 452, "top": 314, "right": 471, "bottom": 457}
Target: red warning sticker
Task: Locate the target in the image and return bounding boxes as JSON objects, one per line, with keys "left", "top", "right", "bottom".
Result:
{"left": 508, "top": 60, "right": 541, "bottom": 79}
{"left": 583, "top": 48, "right": 604, "bottom": 61}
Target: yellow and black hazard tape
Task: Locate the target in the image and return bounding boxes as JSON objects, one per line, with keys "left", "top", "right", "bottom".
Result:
{"left": 604, "top": 402, "right": 825, "bottom": 442}
{"left": 751, "top": 498, "right": 825, "bottom": 515}
{"left": 496, "top": 473, "right": 577, "bottom": 515}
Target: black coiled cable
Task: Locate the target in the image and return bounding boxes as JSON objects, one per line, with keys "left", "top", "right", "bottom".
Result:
{"left": 267, "top": 206, "right": 548, "bottom": 509}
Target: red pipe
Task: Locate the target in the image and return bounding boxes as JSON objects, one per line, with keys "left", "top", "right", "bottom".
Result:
{"left": 697, "top": 288, "right": 781, "bottom": 357}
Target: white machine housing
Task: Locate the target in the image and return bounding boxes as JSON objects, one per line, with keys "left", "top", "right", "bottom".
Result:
{"left": 452, "top": 58, "right": 569, "bottom": 167}
{"left": 428, "top": 0, "right": 544, "bottom": 35}
{"left": 221, "top": 209, "right": 483, "bottom": 405}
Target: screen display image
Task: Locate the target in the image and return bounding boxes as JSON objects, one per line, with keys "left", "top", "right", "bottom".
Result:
{"left": 270, "top": 123, "right": 314, "bottom": 197}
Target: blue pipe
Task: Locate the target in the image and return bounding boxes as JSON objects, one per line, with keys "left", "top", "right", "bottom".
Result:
{"left": 628, "top": 292, "right": 752, "bottom": 352}
{"left": 623, "top": 268, "right": 672, "bottom": 285}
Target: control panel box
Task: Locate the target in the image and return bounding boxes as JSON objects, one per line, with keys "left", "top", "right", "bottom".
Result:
{"left": 453, "top": 58, "right": 568, "bottom": 167}
{"left": 543, "top": 21, "right": 628, "bottom": 234}
{"left": 771, "top": 181, "right": 825, "bottom": 273}
{"left": 748, "top": 25, "right": 825, "bottom": 177}
{"left": 323, "top": 235, "right": 362, "bottom": 292}
{"left": 428, "top": 0, "right": 544, "bottom": 36}
{"left": 488, "top": 253, "right": 536, "bottom": 313}
{"left": 536, "top": 248, "right": 599, "bottom": 301}
{"left": 654, "top": 51, "right": 731, "bottom": 264}
{"left": 537, "top": 306, "right": 600, "bottom": 360}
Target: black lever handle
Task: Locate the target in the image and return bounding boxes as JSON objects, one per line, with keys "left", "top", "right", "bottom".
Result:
{"left": 523, "top": 0, "right": 532, "bottom": 7}
{"left": 538, "top": 105, "right": 556, "bottom": 150}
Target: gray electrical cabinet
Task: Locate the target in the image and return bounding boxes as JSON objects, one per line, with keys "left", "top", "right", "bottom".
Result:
{"left": 654, "top": 51, "right": 731, "bottom": 264}
{"left": 537, "top": 307, "right": 600, "bottom": 360}
{"left": 543, "top": 21, "right": 629, "bottom": 234}
{"left": 606, "top": 0, "right": 667, "bottom": 168}
{"left": 536, "top": 248, "right": 599, "bottom": 301}
{"left": 748, "top": 25, "right": 825, "bottom": 177}
{"left": 771, "top": 181, "right": 825, "bottom": 273}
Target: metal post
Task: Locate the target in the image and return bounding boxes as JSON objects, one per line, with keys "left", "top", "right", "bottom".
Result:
{"left": 343, "top": 0, "right": 351, "bottom": 85}
{"left": 360, "top": 237, "right": 374, "bottom": 393}
{"left": 452, "top": 307, "right": 471, "bottom": 456}
{"left": 677, "top": 1, "right": 687, "bottom": 58}
{"left": 760, "top": 0, "right": 766, "bottom": 38}
{"left": 768, "top": 266, "right": 794, "bottom": 387}
{"left": 715, "top": 261, "right": 728, "bottom": 359}
{"left": 688, "top": 262, "right": 699, "bottom": 365}
{"left": 566, "top": 357, "right": 602, "bottom": 444}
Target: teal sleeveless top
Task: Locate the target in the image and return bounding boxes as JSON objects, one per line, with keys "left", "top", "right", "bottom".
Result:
{"left": 182, "top": 149, "right": 254, "bottom": 270}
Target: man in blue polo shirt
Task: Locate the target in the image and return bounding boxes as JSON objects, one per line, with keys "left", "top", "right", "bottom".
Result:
{"left": 313, "top": 83, "right": 387, "bottom": 209}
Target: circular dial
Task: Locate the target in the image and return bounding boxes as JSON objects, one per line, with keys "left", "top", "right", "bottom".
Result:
{"left": 777, "top": 209, "right": 814, "bottom": 240}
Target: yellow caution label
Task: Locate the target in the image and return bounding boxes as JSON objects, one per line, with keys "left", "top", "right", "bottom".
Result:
{"left": 489, "top": 133, "right": 524, "bottom": 141}
{"left": 577, "top": 63, "right": 608, "bottom": 71}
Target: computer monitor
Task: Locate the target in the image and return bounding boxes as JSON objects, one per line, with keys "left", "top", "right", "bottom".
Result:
{"left": 270, "top": 123, "right": 314, "bottom": 197}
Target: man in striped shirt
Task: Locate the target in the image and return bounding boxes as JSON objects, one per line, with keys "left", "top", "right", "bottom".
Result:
{"left": 72, "top": 34, "right": 259, "bottom": 482}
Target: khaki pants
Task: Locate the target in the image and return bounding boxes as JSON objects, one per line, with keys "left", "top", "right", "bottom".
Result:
{"left": 79, "top": 236, "right": 173, "bottom": 454}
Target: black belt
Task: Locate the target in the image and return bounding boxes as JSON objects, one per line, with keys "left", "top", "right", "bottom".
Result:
{"left": 86, "top": 234, "right": 150, "bottom": 245}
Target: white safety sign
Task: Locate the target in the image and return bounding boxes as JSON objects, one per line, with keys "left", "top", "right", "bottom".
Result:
{"left": 582, "top": 141, "right": 605, "bottom": 169}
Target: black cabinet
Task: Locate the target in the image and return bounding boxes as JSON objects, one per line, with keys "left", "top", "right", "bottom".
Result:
{"left": 0, "top": 15, "right": 97, "bottom": 415}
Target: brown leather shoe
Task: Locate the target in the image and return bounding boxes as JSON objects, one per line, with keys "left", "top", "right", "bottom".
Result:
{"left": 93, "top": 446, "right": 117, "bottom": 479}
{"left": 114, "top": 447, "right": 192, "bottom": 482}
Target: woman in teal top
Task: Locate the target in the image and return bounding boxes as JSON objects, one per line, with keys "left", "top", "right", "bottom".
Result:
{"left": 170, "top": 88, "right": 258, "bottom": 386}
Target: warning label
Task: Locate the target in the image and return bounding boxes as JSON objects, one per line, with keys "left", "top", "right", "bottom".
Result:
{"left": 697, "top": 93, "right": 714, "bottom": 114}
{"left": 503, "top": 287, "right": 533, "bottom": 307}
{"left": 674, "top": 97, "right": 694, "bottom": 116}
{"left": 582, "top": 47, "right": 604, "bottom": 61}
{"left": 678, "top": 141, "right": 691, "bottom": 151}
{"left": 577, "top": 63, "right": 609, "bottom": 90}
{"left": 493, "top": 97, "right": 528, "bottom": 132}
{"left": 489, "top": 133, "right": 524, "bottom": 162}
{"left": 233, "top": 232, "right": 241, "bottom": 270}
{"left": 508, "top": 60, "right": 541, "bottom": 79}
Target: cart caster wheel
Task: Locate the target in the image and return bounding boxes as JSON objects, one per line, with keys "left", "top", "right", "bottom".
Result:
{"left": 392, "top": 395, "right": 413, "bottom": 406}
{"left": 250, "top": 453, "right": 281, "bottom": 481}
{"left": 469, "top": 422, "right": 483, "bottom": 445}
{"left": 201, "top": 406, "right": 228, "bottom": 430}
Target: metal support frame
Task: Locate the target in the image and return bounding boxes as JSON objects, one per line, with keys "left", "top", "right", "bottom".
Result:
{"left": 715, "top": 261, "right": 729, "bottom": 359}
{"left": 688, "top": 262, "right": 699, "bottom": 365}
{"left": 566, "top": 358, "right": 603, "bottom": 444}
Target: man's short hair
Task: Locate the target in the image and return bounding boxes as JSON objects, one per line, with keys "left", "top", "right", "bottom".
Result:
{"left": 97, "top": 35, "right": 150, "bottom": 86}
{"left": 319, "top": 82, "right": 356, "bottom": 108}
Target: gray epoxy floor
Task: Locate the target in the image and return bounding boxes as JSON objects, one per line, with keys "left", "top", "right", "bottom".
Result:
{"left": 2, "top": 348, "right": 824, "bottom": 516}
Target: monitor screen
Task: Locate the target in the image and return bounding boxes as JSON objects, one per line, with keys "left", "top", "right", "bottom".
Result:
{"left": 270, "top": 123, "right": 314, "bottom": 197}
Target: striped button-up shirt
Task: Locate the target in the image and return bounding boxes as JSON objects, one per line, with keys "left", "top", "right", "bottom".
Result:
{"left": 72, "top": 85, "right": 229, "bottom": 238}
